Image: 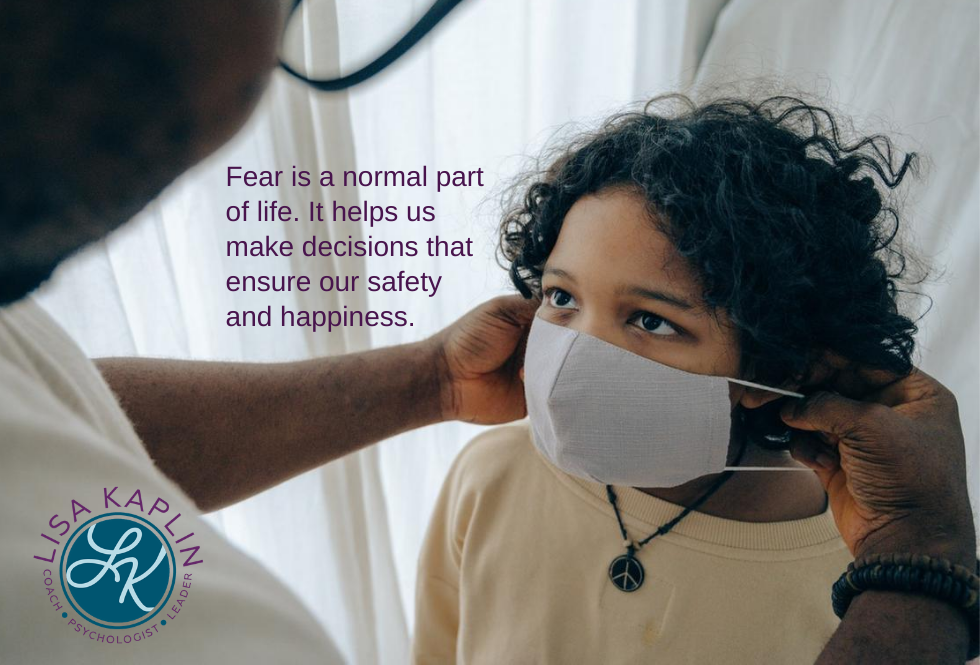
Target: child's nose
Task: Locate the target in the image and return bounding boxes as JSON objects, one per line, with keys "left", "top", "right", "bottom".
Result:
{"left": 568, "top": 314, "right": 624, "bottom": 350}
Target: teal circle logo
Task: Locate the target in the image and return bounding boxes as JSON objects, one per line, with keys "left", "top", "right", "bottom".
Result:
{"left": 60, "top": 513, "right": 175, "bottom": 629}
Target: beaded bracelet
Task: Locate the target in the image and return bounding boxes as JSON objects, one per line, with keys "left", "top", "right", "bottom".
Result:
{"left": 831, "top": 554, "right": 980, "bottom": 660}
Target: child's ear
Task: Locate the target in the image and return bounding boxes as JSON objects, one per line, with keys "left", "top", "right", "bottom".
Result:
{"left": 738, "top": 387, "right": 782, "bottom": 409}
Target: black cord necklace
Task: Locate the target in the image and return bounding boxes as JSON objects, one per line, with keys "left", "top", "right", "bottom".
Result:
{"left": 606, "top": 442, "right": 746, "bottom": 592}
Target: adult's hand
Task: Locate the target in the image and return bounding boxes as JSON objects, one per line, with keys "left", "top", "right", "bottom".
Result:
{"left": 782, "top": 367, "right": 975, "bottom": 566}
{"left": 430, "top": 295, "right": 538, "bottom": 425}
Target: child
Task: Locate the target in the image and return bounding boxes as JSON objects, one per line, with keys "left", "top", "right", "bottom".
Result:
{"left": 413, "top": 95, "right": 919, "bottom": 664}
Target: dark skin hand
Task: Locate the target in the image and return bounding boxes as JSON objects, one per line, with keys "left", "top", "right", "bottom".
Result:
{"left": 784, "top": 364, "right": 976, "bottom": 664}
{"left": 97, "top": 295, "right": 537, "bottom": 512}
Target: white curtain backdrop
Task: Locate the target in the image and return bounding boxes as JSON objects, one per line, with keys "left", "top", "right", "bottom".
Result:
{"left": 34, "top": 0, "right": 977, "bottom": 662}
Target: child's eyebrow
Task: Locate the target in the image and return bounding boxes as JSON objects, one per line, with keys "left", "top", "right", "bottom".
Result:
{"left": 619, "top": 285, "right": 694, "bottom": 310}
{"left": 545, "top": 266, "right": 695, "bottom": 311}
{"left": 543, "top": 267, "right": 576, "bottom": 282}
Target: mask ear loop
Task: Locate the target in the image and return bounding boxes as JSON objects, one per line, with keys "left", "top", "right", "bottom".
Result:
{"left": 728, "top": 377, "right": 804, "bottom": 399}
{"left": 280, "top": 0, "right": 469, "bottom": 91}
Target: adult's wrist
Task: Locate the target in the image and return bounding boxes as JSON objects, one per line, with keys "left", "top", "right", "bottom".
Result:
{"left": 854, "top": 516, "right": 977, "bottom": 569}
{"left": 415, "top": 336, "right": 456, "bottom": 424}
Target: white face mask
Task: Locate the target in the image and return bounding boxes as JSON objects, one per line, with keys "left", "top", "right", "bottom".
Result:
{"left": 523, "top": 316, "right": 805, "bottom": 488}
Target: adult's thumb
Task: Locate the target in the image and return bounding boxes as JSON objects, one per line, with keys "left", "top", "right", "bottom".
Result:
{"left": 780, "top": 390, "right": 880, "bottom": 439}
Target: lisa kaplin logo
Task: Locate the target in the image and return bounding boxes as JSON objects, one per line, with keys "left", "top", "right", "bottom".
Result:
{"left": 36, "top": 487, "right": 203, "bottom": 646}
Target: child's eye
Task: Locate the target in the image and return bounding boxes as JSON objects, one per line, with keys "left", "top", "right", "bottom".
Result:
{"left": 545, "top": 288, "right": 577, "bottom": 310}
{"left": 628, "top": 312, "right": 678, "bottom": 336}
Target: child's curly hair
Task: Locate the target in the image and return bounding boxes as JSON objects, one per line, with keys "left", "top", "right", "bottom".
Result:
{"left": 499, "top": 95, "right": 922, "bottom": 385}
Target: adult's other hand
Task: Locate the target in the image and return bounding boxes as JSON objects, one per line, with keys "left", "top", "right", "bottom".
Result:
{"left": 782, "top": 367, "right": 975, "bottom": 566}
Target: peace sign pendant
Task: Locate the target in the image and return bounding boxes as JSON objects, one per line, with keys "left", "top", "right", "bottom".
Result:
{"left": 608, "top": 553, "right": 644, "bottom": 592}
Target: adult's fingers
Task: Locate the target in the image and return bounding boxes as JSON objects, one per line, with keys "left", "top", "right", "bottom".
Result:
{"left": 486, "top": 294, "right": 539, "bottom": 329}
{"left": 863, "top": 367, "right": 947, "bottom": 409}
{"left": 489, "top": 296, "right": 534, "bottom": 369}
{"left": 807, "top": 351, "right": 902, "bottom": 400}
{"left": 779, "top": 390, "right": 889, "bottom": 439}
{"left": 487, "top": 295, "right": 536, "bottom": 374}
{"left": 788, "top": 431, "right": 840, "bottom": 488}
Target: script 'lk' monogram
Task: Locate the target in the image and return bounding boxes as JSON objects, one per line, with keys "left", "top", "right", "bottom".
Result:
{"left": 66, "top": 524, "right": 167, "bottom": 611}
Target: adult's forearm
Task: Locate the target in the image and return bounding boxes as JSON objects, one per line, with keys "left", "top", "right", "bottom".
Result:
{"left": 96, "top": 340, "right": 446, "bottom": 511}
{"left": 817, "top": 590, "right": 970, "bottom": 663}
{"left": 817, "top": 531, "right": 975, "bottom": 664}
